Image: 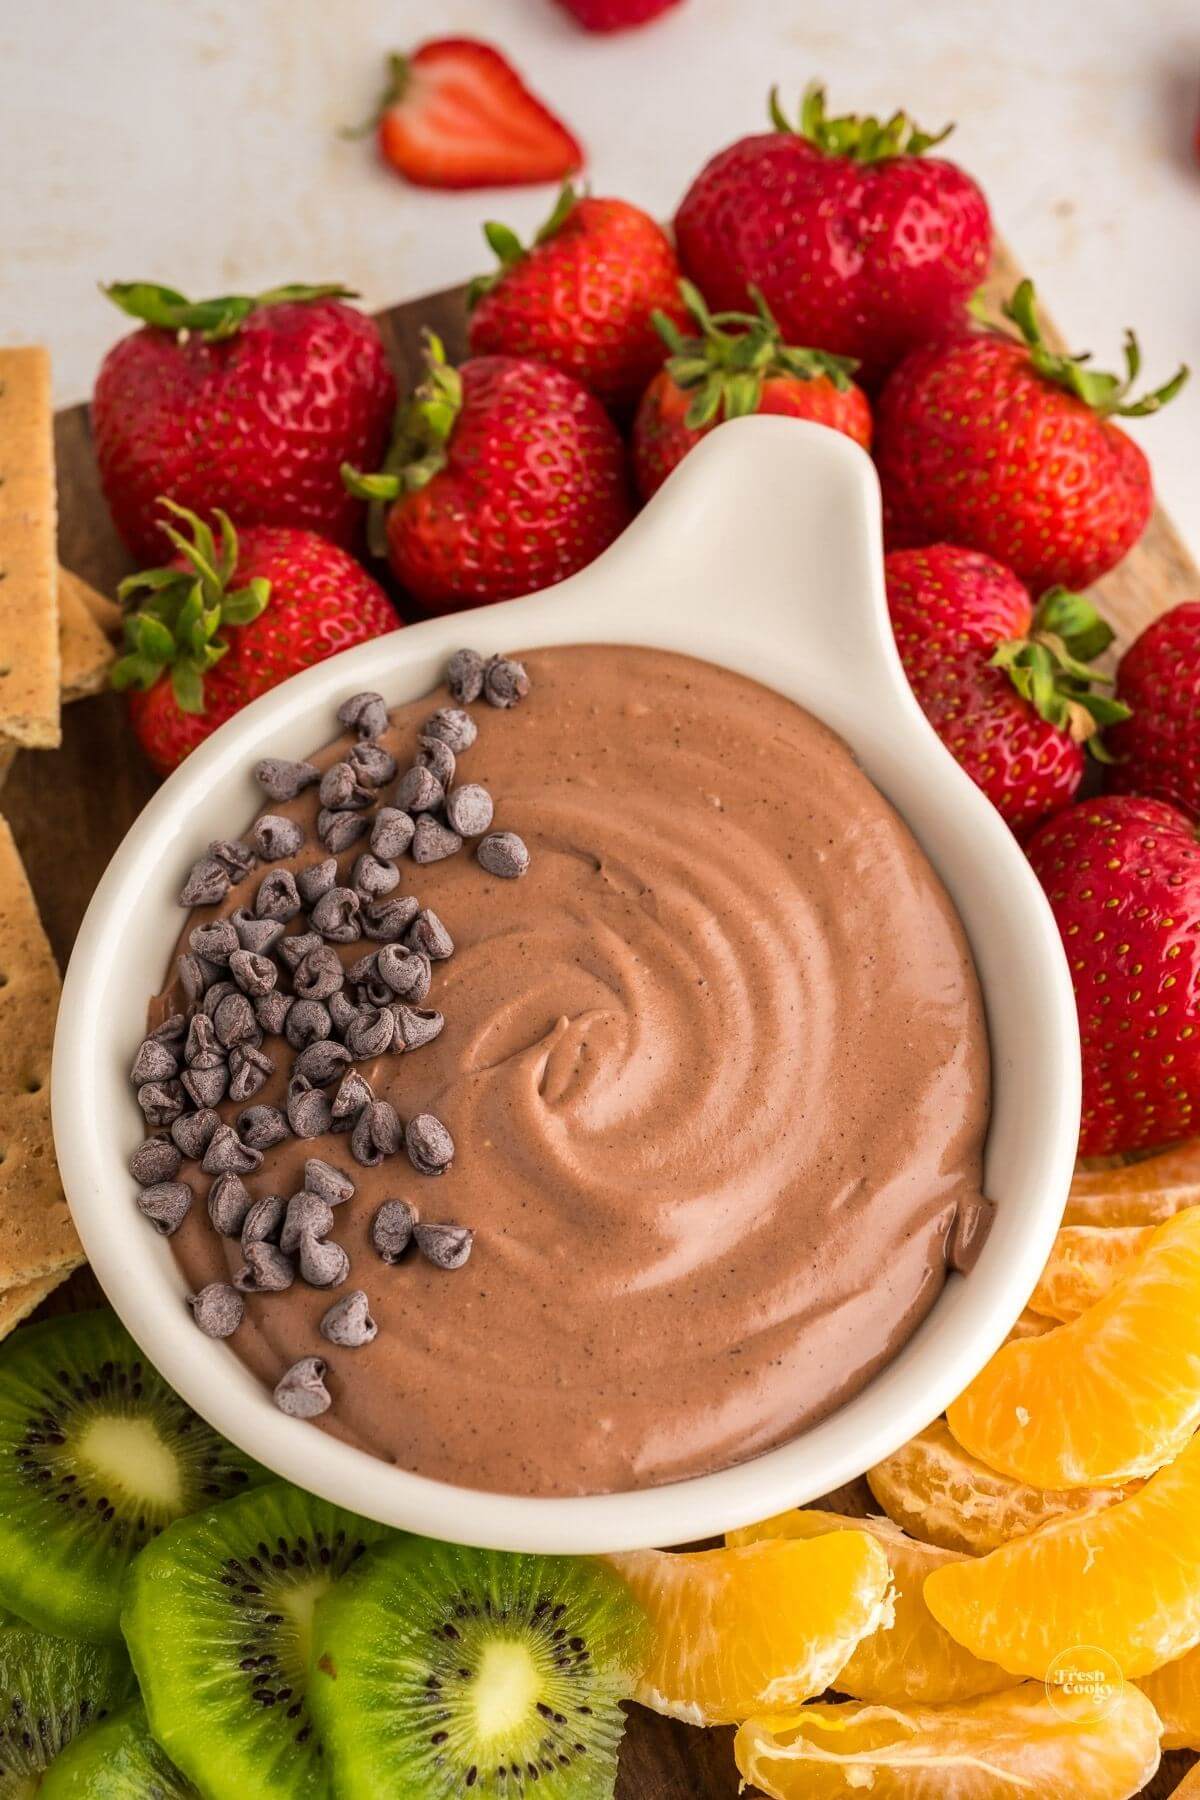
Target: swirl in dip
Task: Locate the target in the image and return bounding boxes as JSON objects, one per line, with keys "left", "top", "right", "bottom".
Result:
{"left": 158, "top": 645, "right": 991, "bottom": 1497}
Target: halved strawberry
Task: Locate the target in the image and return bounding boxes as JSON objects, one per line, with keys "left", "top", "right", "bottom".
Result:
{"left": 357, "top": 40, "right": 583, "bottom": 189}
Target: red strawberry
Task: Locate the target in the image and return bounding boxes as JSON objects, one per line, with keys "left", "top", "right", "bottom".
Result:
{"left": 466, "top": 184, "right": 688, "bottom": 412}
{"left": 673, "top": 83, "right": 991, "bottom": 386}
{"left": 631, "top": 281, "right": 871, "bottom": 500}
{"left": 1107, "top": 601, "right": 1200, "bottom": 817}
{"left": 356, "top": 41, "right": 582, "bottom": 189}
{"left": 112, "top": 505, "right": 400, "bottom": 775}
{"left": 552, "top": 0, "right": 683, "bottom": 29}
{"left": 1026, "top": 796, "right": 1200, "bottom": 1154}
{"left": 344, "top": 335, "right": 631, "bottom": 616}
{"left": 875, "top": 281, "right": 1189, "bottom": 593}
{"left": 94, "top": 284, "right": 396, "bottom": 563}
{"left": 885, "top": 546, "right": 1127, "bottom": 834}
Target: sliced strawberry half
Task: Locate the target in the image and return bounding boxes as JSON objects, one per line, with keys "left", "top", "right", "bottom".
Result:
{"left": 361, "top": 39, "right": 584, "bottom": 189}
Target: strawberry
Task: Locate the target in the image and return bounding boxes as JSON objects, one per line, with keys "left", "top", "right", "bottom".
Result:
{"left": 112, "top": 505, "right": 400, "bottom": 776}
{"left": 466, "top": 184, "right": 688, "bottom": 412}
{"left": 344, "top": 335, "right": 631, "bottom": 616}
{"left": 673, "top": 83, "right": 991, "bottom": 386}
{"left": 93, "top": 283, "right": 396, "bottom": 563}
{"left": 355, "top": 40, "right": 582, "bottom": 189}
{"left": 875, "top": 281, "right": 1189, "bottom": 593}
{"left": 885, "top": 546, "right": 1127, "bottom": 834}
{"left": 1026, "top": 796, "right": 1200, "bottom": 1155}
{"left": 1107, "top": 602, "right": 1200, "bottom": 817}
{"left": 552, "top": 0, "right": 683, "bottom": 29}
{"left": 631, "top": 281, "right": 870, "bottom": 500}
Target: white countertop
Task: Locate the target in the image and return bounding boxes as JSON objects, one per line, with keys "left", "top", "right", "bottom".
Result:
{"left": 4, "top": 0, "right": 1198, "bottom": 567}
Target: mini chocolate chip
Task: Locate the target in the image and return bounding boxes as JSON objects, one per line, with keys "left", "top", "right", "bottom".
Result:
{"left": 255, "top": 757, "right": 319, "bottom": 802}
{"left": 254, "top": 990, "right": 294, "bottom": 1036}
{"left": 347, "top": 950, "right": 378, "bottom": 985}
{"left": 286, "top": 999, "right": 333, "bottom": 1051}
{"left": 319, "top": 761, "right": 374, "bottom": 813}
{"left": 337, "top": 691, "right": 389, "bottom": 738}
{"left": 298, "top": 1231, "right": 350, "bottom": 1289}
{"left": 344, "top": 1006, "right": 395, "bottom": 1061}
{"left": 208, "top": 838, "right": 257, "bottom": 882}
{"left": 363, "top": 894, "right": 419, "bottom": 941}
{"left": 281, "top": 1191, "right": 335, "bottom": 1255}
{"left": 208, "top": 1172, "right": 254, "bottom": 1237}
{"left": 363, "top": 979, "right": 394, "bottom": 1010}
{"left": 414, "top": 1221, "right": 474, "bottom": 1270}
{"left": 278, "top": 931, "right": 321, "bottom": 970}
{"left": 330, "top": 1070, "right": 373, "bottom": 1129}
{"left": 137, "top": 1181, "right": 193, "bottom": 1235}
{"left": 150, "top": 1012, "right": 188, "bottom": 1046}
{"left": 312, "top": 886, "right": 362, "bottom": 945}
{"left": 228, "top": 1043, "right": 274, "bottom": 1103}
{"left": 255, "top": 869, "right": 302, "bottom": 922}
{"left": 138, "top": 1080, "right": 186, "bottom": 1127}
{"left": 320, "top": 1289, "right": 377, "bottom": 1348}
{"left": 393, "top": 765, "right": 444, "bottom": 815}
{"left": 273, "top": 1356, "right": 330, "bottom": 1418}
{"left": 375, "top": 945, "right": 430, "bottom": 1000}
{"left": 235, "top": 1242, "right": 294, "bottom": 1294}
{"left": 483, "top": 656, "right": 529, "bottom": 709}
{"left": 422, "top": 706, "right": 478, "bottom": 751}
{"left": 189, "top": 1283, "right": 244, "bottom": 1338}
{"left": 179, "top": 856, "right": 230, "bottom": 908}
{"left": 350, "top": 741, "right": 397, "bottom": 787}
{"left": 297, "top": 858, "right": 339, "bottom": 905}
{"left": 287, "top": 1077, "right": 334, "bottom": 1140}
{"left": 240, "top": 1193, "right": 287, "bottom": 1247}
{"left": 199, "top": 981, "right": 237, "bottom": 1026}
{"left": 406, "top": 908, "right": 454, "bottom": 961}
{"left": 231, "top": 911, "right": 287, "bottom": 957}
{"left": 182, "top": 1063, "right": 229, "bottom": 1109}
{"left": 405, "top": 1112, "right": 455, "bottom": 1176}
{"left": 228, "top": 948, "right": 277, "bottom": 998}
{"left": 189, "top": 918, "right": 238, "bottom": 966}
{"left": 305, "top": 1157, "right": 356, "bottom": 1204}
{"left": 170, "top": 1108, "right": 221, "bottom": 1161}
{"left": 393, "top": 1004, "right": 445, "bottom": 1053}
{"left": 237, "top": 1104, "right": 291, "bottom": 1150}
{"left": 477, "top": 831, "right": 529, "bottom": 880}
{"left": 253, "top": 814, "right": 305, "bottom": 861}
{"left": 183, "top": 1012, "right": 223, "bottom": 1068}
{"left": 201, "top": 1124, "right": 263, "bottom": 1176}
{"left": 293, "top": 944, "right": 345, "bottom": 1001}
{"left": 351, "top": 852, "right": 399, "bottom": 899}
{"left": 294, "top": 1040, "right": 352, "bottom": 1088}
{"left": 416, "top": 734, "right": 456, "bottom": 790}
{"left": 176, "top": 954, "right": 213, "bottom": 1005}
{"left": 370, "top": 808, "right": 415, "bottom": 861}
{"left": 130, "top": 1136, "right": 182, "bottom": 1185}
{"left": 328, "top": 990, "right": 358, "bottom": 1035}
{"left": 412, "top": 816, "right": 462, "bottom": 865}
{"left": 213, "top": 992, "right": 257, "bottom": 1048}
{"left": 351, "top": 1099, "right": 404, "bottom": 1168}
{"left": 317, "top": 809, "right": 370, "bottom": 854}
{"left": 444, "top": 782, "right": 494, "bottom": 839}
{"left": 370, "top": 1198, "right": 416, "bottom": 1264}
{"left": 130, "top": 1037, "right": 178, "bottom": 1085}
{"left": 446, "top": 648, "right": 485, "bottom": 705}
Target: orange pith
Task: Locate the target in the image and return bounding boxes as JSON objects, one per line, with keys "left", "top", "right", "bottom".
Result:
{"left": 733, "top": 1683, "right": 1162, "bottom": 1799}
{"left": 924, "top": 1426, "right": 1200, "bottom": 1679}
{"left": 1028, "top": 1224, "right": 1155, "bottom": 1321}
{"left": 727, "top": 1508, "right": 1011, "bottom": 1704}
{"left": 606, "top": 1533, "right": 891, "bottom": 1726}
{"left": 1066, "top": 1141, "right": 1200, "bottom": 1226}
{"left": 947, "top": 1204, "right": 1200, "bottom": 1487}
{"left": 867, "top": 1418, "right": 1132, "bottom": 1557}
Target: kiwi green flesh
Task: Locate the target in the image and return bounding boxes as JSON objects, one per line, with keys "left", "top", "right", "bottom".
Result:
{"left": 122, "top": 1479, "right": 387, "bottom": 1800}
{"left": 309, "top": 1537, "right": 647, "bottom": 1799}
{"left": 40, "top": 1701, "right": 197, "bottom": 1799}
{"left": 0, "top": 1310, "right": 264, "bottom": 1644}
{"left": 0, "top": 1623, "right": 135, "bottom": 1795}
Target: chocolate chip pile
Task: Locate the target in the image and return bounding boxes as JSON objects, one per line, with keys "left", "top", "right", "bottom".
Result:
{"left": 127, "top": 650, "right": 531, "bottom": 1422}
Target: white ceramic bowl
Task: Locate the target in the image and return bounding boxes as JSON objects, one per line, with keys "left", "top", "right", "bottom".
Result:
{"left": 54, "top": 417, "right": 1080, "bottom": 1553}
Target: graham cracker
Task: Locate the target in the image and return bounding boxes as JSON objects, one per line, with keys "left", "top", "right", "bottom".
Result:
{"left": 60, "top": 564, "right": 120, "bottom": 636}
{"left": 0, "top": 815, "right": 83, "bottom": 1282}
{"left": 58, "top": 569, "right": 114, "bottom": 701}
{"left": 0, "top": 1269, "right": 68, "bottom": 1338}
{"left": 0, "top": 744, "right": 14, "bottom": 795}
{"left": 0, "top": 349, "right": 60, "bottom": 748}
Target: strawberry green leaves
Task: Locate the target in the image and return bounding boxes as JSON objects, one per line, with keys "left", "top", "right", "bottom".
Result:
{"left": 466, "top": 183, "right": 581, "bottom": 310}
{"left": 770, "top": 81, "right": 952, "bottom": 163}
{"left": 102, "top": 282, "right": 357, "bottom": 344}
{"left": 343, "top": 332, "right": 464, "bottom": 553}
{"left": 1001, "top": 280, "right": 1189, "bottom": 419}
{"left": 111, "top": 503, "right": 270, "bottom": 713}
{"left": 991, "top": 587, "right": 1130, "bottom": 757}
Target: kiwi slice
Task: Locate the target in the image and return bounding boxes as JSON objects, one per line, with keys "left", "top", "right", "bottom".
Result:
{"left": 41, "top": 1701, "right": 196, "bottom": 1798}
{"left": 0, "top": 1621, "right": 135, "bottom": 1792}
{"left": 122, "top": 1478, "right": 387, "bottom": 1798}
{"left": 0, "top": 1309, "right": 262, "bottom": 1644}
{"left": 309, "top": 1536, "right": 647, "bottom": 1799}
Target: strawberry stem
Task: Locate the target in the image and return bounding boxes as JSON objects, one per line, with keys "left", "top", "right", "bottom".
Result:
{"left": 769, "top": 81, "right": 953, "bottom": 162}
{"left": 102, "top": 281, "right": 358, "bottom": 344}
{"left": 342, "top": 52, "right": 412, "bottom": 140}
{"left": 990, "top": 586, "right": 1131, "bottom": 756}
{"left": 342, "top": 331, "right": 463, "bottom": 557}
{"left": 1000, "top": 280, "right": 1189, "bottom": 418}
{"left": 466, "top": 183, "right": 581, "bottom": 311}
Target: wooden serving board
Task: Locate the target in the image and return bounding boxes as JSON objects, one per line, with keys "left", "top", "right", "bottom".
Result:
{"left": 8, "top": 245, "right": 1199, "bottom": 1797}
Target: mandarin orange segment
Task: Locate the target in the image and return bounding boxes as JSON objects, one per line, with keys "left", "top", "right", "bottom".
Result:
{"left": 727, "top": 1508, "right": 1012, "bottom": 1704}
{"left": 924, "top": 1426, "right": 1200, "bottom": 1679}
{"left": 947, "top": 1204, "right": 1200, "bottom": 1487}
{"left": 1138, "top": 1642, "right": 1200, "bottom": 1749}
{"left": 1067, "top": 1141, "right": 1200, "bottom": 1226}
{"left": 1028, "top": 1225, "right": 1155, "bottom": 1322}
{"left": 1006, "top": 1307, "right": 1058, "bottom": 1341}
{"left": 732, "top": 1683, "right": 1162, "bottom": 1799}
{"left": 867, "top": 1419, "right": 1132, "bottom": 1556}
{"left": 606, "top": 1534, "right": 891, "bottom": 1726}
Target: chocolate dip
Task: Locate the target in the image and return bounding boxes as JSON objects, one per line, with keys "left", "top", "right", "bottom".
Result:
{"left": 154, "top": 645, "right": 992, "bottom": 1497}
